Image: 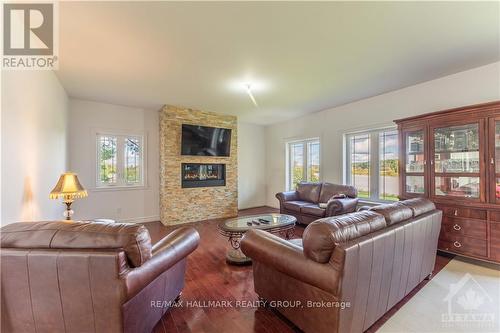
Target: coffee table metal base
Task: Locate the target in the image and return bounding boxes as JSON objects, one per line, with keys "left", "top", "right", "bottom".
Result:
{"left": 226, "top": 240, "right": 251, "bottom": 265}
{"left": 221, "top": 226, "right": 295, "bottom": 265}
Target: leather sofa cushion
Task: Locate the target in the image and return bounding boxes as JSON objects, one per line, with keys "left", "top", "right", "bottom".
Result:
{"left": 401, "top": 198, "right": 436, "bottom": 217}
{"left": 300, "top": 204, "right": 326, "bottom": 217}
{"left": 370, "top": 202, "right": 413, "bottom": 226}
{"left": 302, "top": 211, "right": 386, "bottom": 263}
{"left": 0, "top": 221, "right": 152, "bottom": 267}
{"left": 319, "top": 183, "right": 357, "bottom": 202}
{"left": 283, "top": 201, "right": 310, "bottom": 212}
{"left": 297, "top": 182, "right": 322, "bottom": 203}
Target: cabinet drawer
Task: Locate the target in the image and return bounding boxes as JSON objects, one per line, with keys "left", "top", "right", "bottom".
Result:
{"left": 488, "top": 211, "right": 500, "bottom": 222}
{"left": 441, "top": 216, "right": 487, "bottom": 239}
{"left": 438, "top": 236, "right": 487, "bottom": 258}
{"left": 490, "top": 222, "right": 500, "bottom": 261}
{"left": 437, "top": 205, "right": 486, "bottom": 220}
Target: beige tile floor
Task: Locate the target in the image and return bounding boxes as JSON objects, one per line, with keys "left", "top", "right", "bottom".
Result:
{"left": 379, "top": 258, "right": 500, "bottom": 333}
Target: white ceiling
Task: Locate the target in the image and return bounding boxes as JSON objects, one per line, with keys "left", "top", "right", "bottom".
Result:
{"left": 57, "top": 1, "right": 500, "bottom": 125}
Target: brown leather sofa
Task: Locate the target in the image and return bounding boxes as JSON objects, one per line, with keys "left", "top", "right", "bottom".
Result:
{"left": 0, "top": 220, "right": 200, "bottom": 333}
{"left": 241, "top": 198, "right": 441, "bottom": 333}
{"left": 276, "top": 182, "right": 358, "bottom": 224}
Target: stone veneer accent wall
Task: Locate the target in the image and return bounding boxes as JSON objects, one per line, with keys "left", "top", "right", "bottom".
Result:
{"left": 159, "top": 105, "right": 238, "bottom": 225}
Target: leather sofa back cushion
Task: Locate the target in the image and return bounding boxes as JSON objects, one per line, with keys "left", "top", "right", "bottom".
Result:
{"left": 0, "top": 221, "right": 152, "bottom": 267}
{"left": 297, "top": 182, "right": 322, "bottom": 203}
{"left": 370, "top": 202, "right": 413, "bottom": 226}
{"left": 319, "top": 183, "right": 357, "bottom": 202}
{"left": 302, "top": 211, "right": 386, "bottom": 263}
{"left": 400, "top": 198, "right": 436, "bottom": 217}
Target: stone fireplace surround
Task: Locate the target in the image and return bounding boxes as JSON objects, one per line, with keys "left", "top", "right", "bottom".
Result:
{"left": 159, "top": 105, "right": 238, "bottom": 225}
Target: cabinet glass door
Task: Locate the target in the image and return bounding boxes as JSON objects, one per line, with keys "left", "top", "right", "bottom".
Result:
{"left": 403, "top": 129, "right": 426, "bottom": 196}
{"left": 489, "top": 118, "right": 500, "bottom": 203}
{"left": 432, "top": 122, "right": 481, "bottom": 200}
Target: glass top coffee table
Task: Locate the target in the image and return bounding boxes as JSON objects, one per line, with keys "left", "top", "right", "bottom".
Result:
{"left": 218, "top": 213, "right": 296, "bottom": 265}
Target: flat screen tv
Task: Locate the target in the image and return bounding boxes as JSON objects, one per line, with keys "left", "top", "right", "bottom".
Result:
{"left": 181, "top": 124, "right": 232, "bottom": 156}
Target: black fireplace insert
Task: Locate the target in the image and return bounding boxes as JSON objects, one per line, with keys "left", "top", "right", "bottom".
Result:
{"left": 181, "top": 163, "right": 226, "bottom": 188}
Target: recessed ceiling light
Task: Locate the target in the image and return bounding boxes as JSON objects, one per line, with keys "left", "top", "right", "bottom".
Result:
{"left": 245, "top": 84, "right": 258, "bottom": 107}
{"left": 226, "top": 77, "right": 270, "bottom": 108}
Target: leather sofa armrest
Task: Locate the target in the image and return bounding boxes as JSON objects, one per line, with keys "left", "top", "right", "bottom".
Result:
{"left": 241, "top": 229, "right": 340, "bottom": 295}
{"left": 325, "top": 198, "right": 359, "bottom": 216}
{"left": 124, "top": 227, "right": 200, "bottom": 300}
{"left": 276, "top": 191, "right": 299, "bottom": 203}
{"left": 150, "top": 227, "right": 199, "bottom": 256}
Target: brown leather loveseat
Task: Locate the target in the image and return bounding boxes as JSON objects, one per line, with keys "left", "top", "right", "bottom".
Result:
{"left": 0, "top": 220, "right": 200, "bottom": 333}
{"left": 241, "top": 198, "right": 441, "bottom": 333}
{"left": 276, "top": 182, "right": 358, "bottom": 224}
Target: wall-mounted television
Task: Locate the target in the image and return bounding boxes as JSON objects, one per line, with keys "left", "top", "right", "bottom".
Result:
{"left": 181, "top": 124, "right": 232, "bottom": 157}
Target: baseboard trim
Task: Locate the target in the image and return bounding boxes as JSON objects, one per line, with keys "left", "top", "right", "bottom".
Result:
{"left": 238, "top": 205, "right": 278, "bottom": 211}
{"left": 116, "top": 207, "right": 278, "bottom": 224}
{"left": 118, "top": 215, "right": 160, "bottom": 224}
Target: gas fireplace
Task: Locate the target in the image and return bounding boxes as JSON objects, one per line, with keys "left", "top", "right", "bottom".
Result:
{"left": 181, "top": 163, "right": 226, "bottom": 188}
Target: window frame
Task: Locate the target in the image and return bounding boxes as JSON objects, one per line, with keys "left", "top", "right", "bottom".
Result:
{"left": 286, "top": 138, "right": 321, "bottom": 190}
{"left": 344, "top": 126, "right": 399, "bottom": 203}
{"left": 94, "top": 129, "right": 147, "bottom": 190}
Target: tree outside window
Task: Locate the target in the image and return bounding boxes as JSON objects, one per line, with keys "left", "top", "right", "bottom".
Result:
{"left": 287, "top": 139, "right": 320, "bottom": 190}
{"left": 97, "top": 133, "right": 145, "bottom": 188}
{"left": 345, "top": 128, "right": 399, "bottom": 202}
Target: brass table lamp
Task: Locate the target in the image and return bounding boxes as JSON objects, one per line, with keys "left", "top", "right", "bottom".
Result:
{"left": 50, "top": 172, "right": 88, "bottom": 220}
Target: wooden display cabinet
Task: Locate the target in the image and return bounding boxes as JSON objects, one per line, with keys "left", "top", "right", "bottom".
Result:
{"left": 395, "top": 101, "right": 500, "bottom": 263}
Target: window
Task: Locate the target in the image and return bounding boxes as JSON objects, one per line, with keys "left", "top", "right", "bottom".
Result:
{"left": 96, "top": 133, "right": 145, "bottom": 188}
{"left": 287, "top": 139, "right": 320, "bottom": 190}
{"left": 345, "top": 128, "right": 399, "bottom": 202}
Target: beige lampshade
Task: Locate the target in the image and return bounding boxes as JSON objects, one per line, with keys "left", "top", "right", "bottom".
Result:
{"left": 49, "top": 172, "right": 88, "bottom": 200}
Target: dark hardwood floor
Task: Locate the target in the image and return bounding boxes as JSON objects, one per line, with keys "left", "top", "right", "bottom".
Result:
{"left": 144, "top": 206, "right": 453, "bottom": 333}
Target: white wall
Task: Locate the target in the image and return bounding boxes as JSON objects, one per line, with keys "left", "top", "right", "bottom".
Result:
{"left": 1, "top": 71, "right": 69, "bottom": 225}
{"left": 68, "top": 99, "right": 159, "bottom": 222}
{"left": 238, "top": 122, "right": 267, "bottom": 209}
{"left": 265, "top": 62, "right": 500, "bottom": 208}
{"left": 68, "top": 100, "right": 267, "bottom": 219}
